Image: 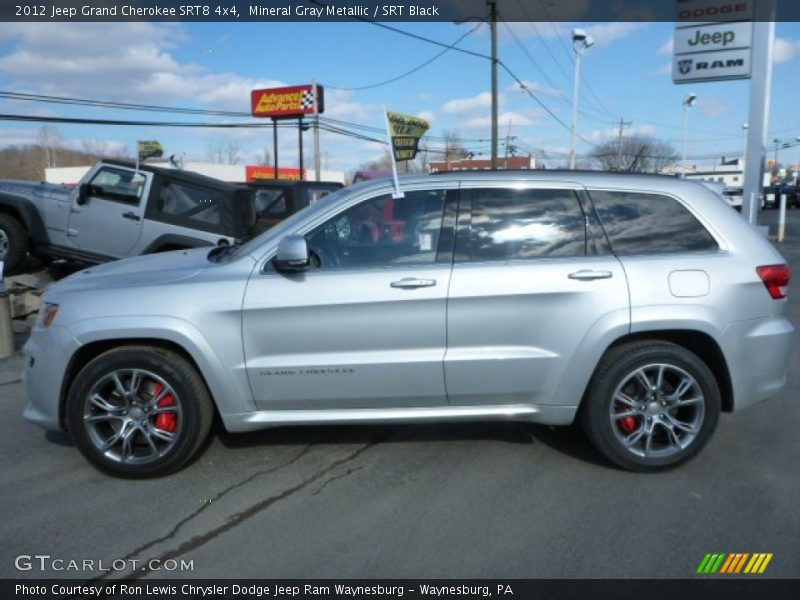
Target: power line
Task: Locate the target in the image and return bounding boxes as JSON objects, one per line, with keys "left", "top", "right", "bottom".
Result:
{"left": 327, "top": 20, "right": 485, "bottom": 91}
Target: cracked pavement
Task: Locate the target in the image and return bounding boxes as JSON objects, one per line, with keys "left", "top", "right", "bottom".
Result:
{"left": 1, "top": 211, "right": 798, "bottom": 580}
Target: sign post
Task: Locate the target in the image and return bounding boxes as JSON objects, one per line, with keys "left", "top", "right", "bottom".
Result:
{"left": 742, "top": 4, "right": 776, "bottom": 224}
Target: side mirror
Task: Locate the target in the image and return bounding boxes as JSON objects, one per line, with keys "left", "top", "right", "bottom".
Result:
{"left": 77, "top": 183, "right": 92, "bottom": 205}
{"left": 272, "top": 235, "right": 310, "bottom": 272}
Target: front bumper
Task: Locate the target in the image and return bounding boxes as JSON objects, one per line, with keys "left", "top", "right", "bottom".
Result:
{"left": 22, "top": 324, "right": 81, "bottom": 432}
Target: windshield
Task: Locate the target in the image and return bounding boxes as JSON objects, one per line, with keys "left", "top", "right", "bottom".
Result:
{"left": 217, "top": 186, "right": 351, "bottom": 262}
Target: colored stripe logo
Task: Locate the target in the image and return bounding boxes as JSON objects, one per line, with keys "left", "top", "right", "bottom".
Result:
{"left": 696, "top": 553, "right": 773, "bottom": 574}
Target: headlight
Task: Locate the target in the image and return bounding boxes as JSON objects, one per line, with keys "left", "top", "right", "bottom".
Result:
{"left": 39, "top": 303, "right": 59, "bottom": 328}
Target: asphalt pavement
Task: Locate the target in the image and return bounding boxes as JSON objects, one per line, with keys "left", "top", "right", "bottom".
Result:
{"left": 1, "top": 208, "right": 798, "bottom": 580}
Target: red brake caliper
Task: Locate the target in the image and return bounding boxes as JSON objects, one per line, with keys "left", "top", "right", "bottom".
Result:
{"left": 152, "top": 382, "right": 177, "bottom": 433}
{"left": 616, "top": 402, "right": 638, "bottom": 434}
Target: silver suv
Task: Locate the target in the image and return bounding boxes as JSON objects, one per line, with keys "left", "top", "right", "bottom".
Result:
{"left": 22, "top": 172, "right": 793, "bottom": 477}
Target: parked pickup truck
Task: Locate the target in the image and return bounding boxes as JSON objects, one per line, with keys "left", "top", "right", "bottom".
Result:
{"left": 0, "top": 160, "right": 256, "bottom": 272}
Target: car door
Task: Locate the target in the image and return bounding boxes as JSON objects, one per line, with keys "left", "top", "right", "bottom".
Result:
{"left": 67, "top": 165, "right": 150, "bottom": 257}
{"left": 444, "top": 181, "right": 630, "bottom": 408}
{"left": 242, "top": 185, "right": 457, "bottom": 411}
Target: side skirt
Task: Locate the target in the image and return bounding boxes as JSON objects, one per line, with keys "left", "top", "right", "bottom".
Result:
{"left": 221, "top": 404, "right": 578, "bottom": 433}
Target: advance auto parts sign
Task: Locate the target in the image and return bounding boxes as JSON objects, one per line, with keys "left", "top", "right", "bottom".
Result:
{"left": 251, "top": 84, "right": 325, "bottom": 118}
{"left": 387, "top": 111, "right": 430, "bottom": 161}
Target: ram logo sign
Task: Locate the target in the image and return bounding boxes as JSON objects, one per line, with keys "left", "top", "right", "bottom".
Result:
{"left": 672, "top": 48, "right": 751, "bottom": 82}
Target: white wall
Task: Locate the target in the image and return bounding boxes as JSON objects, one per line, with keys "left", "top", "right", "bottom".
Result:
{"left": 45, "top": 162, "right": 346, "bottom": 185}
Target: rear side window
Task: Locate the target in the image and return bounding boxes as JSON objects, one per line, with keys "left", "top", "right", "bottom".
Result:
{"left": 469, "top": 188, "right": 586, "bottom": 261}
{"left": 158, "top": 181, "right": 223, "bottom": 226}
{"left": 589, "top": 190, "right": 718, "bottom": 255}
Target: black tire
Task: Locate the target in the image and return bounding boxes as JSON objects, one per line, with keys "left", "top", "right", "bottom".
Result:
{"left": 0, "top": 213, "right": 29, "bottom": 272}
{"left": 580, "top": 341, "right": 720, "bottom": 472}
{"left": 65, "top": 346, "right": 214, "bottom": 478}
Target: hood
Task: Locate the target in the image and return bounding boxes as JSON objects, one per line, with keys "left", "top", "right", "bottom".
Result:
{"left": 0, "top": 180, "right": 73, "bottom": 203}
{"left": 51, "top": 247, "right": 212, "bottom": 293}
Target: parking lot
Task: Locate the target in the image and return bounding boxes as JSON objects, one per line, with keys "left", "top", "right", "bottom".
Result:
{"left": 1, "top": 208, "right": 798, "bottom": 580}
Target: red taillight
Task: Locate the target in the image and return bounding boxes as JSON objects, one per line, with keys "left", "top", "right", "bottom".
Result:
{"left": 756, "top": 264, "right": 790, "bottom": 299}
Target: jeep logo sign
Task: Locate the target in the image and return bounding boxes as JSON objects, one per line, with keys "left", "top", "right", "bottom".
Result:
{"left": 675, "top": 22, "right": 752, "bottom": 54}
{"left": 672, "top": 48, "right": 751, "bottom": 82}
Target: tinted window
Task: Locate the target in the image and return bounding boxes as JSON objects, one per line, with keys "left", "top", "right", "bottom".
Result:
{"left": 470, "top": 188, "right": 586, "bottom": 261}
{"left": 306, "top": 190, "right": 446, "bottom": 269}
{"left": 589, "top": 190, "right": 718, "bottom": 255}
{"left": 254, "top": 190, "right": 287, "bottom": 215}
{"left": 89, "top": 168, "right": 145, "bottom": 205}
{"left": 158, "top": 182, "right": 222, "bottom": 226}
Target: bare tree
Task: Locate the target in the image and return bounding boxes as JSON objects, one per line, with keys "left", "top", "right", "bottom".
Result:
{"left": 37, "top": 126, "right": 63, "bottom": 171}
{"left": 442, "top": 130, "right": 470, "bottom": 162}
{"left": 205, "top": 139, "right": 243, "bottom": 164}
{"left": 256, "top": 147, "right": 273, "bottom": 166}
{"left": 590, "top": 136, "right": 679, "bottom": 173}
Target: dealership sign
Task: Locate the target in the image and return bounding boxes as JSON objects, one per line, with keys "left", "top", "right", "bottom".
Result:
{"left": 673, "top": 0, "right": 753, "bottom": 84}
{"left": 675, "top": 0, "right": 754, "bottom": 23}
{"left": 250, "top": 84, "right": 325, "bottom": 118}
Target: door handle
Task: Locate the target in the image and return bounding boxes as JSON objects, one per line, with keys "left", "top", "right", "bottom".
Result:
{"left": 122, "top": 212, "right": 141, "bottom": 221}
{"left": 568, "top": 269, "right": 613, "bottom": 281}
{"left": 390, "top": 278, "right": 436, "bottom": 289}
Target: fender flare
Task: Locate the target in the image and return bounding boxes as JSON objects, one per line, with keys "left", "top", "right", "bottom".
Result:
{"left": 0, "top": 193, "right": 48, "bottom": 244}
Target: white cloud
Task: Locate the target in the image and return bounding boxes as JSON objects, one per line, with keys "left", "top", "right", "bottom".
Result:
{"left": 588, "top": 124, "right": 656, "bottom": 142}
{"left": 0, "top": 22, "right": 282, "bottom": 113}
{"left": 773, "top": 37, "right": 800, "bottom": 64}
{"left": 659, "top": 38, "right": 674, "bottom": 56}
{"left": 416, "top": 110, "right": 435, "bottom": 125}
{"left": 443, "top": 92, "right": 497, "bottom": 114}
{"left": 507, "top": 80, "right": 565, "bottom": 99}
{"left": 463, "top": 111, "right": 538, "bottom": 131}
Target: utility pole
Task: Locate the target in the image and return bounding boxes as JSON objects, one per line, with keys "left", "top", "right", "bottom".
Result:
{"left": 616, "top": 117, "right": 632, "bottom": 170}
{"left": 489, "top": 0, "right": 498, "bottom": 169}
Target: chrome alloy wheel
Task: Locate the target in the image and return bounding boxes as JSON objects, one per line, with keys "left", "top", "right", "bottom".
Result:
{"left": 609, "top": 363, "right": 705, "bottom": 459}
{"left": 82, "top": 369, "right": 182, "bottom": 465}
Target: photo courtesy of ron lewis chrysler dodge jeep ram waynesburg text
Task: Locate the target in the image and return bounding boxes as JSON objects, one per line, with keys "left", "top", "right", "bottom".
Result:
{"left": 22, "top": 171, "right": 793, "bottom": 477}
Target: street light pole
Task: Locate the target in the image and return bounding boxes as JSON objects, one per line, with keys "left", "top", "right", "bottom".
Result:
{"left": 682, "top": 93, "right": 697, "bottom": 176}
{"left": 569, "top": 29, "right": 594, "bottom": 170}
{"left": 489, "top": 0, "right": 498, "bottom": 169}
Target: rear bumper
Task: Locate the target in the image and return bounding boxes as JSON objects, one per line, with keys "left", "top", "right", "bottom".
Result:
{"left": 724, "top": 316, "right": 794, "bottom": 411}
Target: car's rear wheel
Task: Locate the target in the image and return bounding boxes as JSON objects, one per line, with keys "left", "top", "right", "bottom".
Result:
{"left": 581, "top": 341, "right": 720, "bottom": 471}
{"left": 65, "top": 346, "right": 213, "bottom": 478}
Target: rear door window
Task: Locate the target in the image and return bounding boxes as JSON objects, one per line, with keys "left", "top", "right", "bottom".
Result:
{"left": 468, "top": 188, "right": 587, "bottom": 261}
{"left": 589, "top": 190, "right": 718, "bottom": 255}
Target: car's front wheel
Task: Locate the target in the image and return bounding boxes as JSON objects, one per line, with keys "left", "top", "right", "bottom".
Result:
{"left": 581, "top": 341, "right": 721, "bottom": 471}
{"left": 65, "top": 346, "right": 213, "bottom": 478}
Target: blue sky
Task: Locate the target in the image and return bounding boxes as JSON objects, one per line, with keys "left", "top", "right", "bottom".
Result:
{"left": 1, "top": 19, "right": 799, "bottom": 172}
